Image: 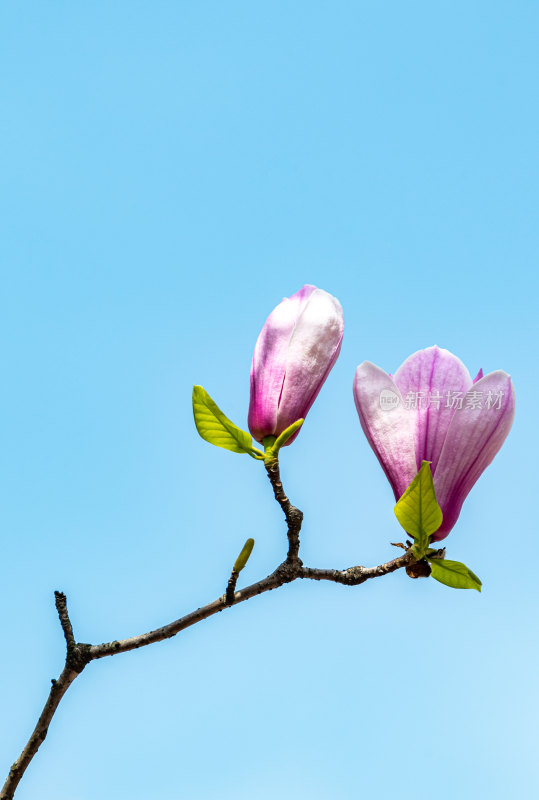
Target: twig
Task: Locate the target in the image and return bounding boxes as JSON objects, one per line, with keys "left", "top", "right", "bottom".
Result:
{"left": 225, "top": 569, "right": 239, "bottom": 605}
{"left": 264, "top": 459, "right": 303, "bottom": 563}
{"left": 300, "top": 551, "right": 415, "bottom": 584}
{"left": 1, "top": 594, "right": 91, "bottom": 800}
{"left": 54, "top": 591, "right": 76, "bottom": 649}
{"left": 0, "top": 463, "right": 418, "bottom": 800}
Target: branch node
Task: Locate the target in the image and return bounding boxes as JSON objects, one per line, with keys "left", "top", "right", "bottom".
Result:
{"left": 66, "top": 643, "right": 92, "bottom": 674}
{"left": 275, "top": 559, "right": 302, "bottom": 584}
{"left": 225, "top": 570, "right": 239, "bottom": 606}
{"left": 340, "top": 566, "right": 366, "bottom": 585}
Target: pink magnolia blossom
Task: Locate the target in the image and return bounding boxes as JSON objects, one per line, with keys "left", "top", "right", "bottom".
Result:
{"left": 353, "top": 346, "right": 515, "bottom": 540}
{"left": 248, "top": 285, "right": 344, "bottom": 446}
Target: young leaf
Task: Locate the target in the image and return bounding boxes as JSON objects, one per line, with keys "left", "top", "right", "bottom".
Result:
{"left": 264, "top": 419, "right": 304, "bottom": 460}
{"left": 192, "top": 386, "right": 264, "bottom": 458}
{"left": 394, "top": 461, "right": 443, "bottom": 556}
{"left": 233, "top": 538, "right": 255, "bottom": 573}
{"left": 427, "top": 558, "right": 482, "bottom": 592}
{"left": 273, "top": 418, "right": 304, "bottom": 451}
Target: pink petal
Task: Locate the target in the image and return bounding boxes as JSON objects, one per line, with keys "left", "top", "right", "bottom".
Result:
{"left": 394, "top": 346, "right": 472, "bottom": 474}
{"left": 248, "top": 285, "right": 318, "bottom": 442}
{"left": 275, "top": 288, "right": 344, "bottom": 444}
{"left": 353, "top": 362, "right": 417, "bottom": 500}
{"left": 432, "top": 371, "right": 515, "bottom": 540}
{"left": 473, "top": 368, "right": 484, "bottom": 383}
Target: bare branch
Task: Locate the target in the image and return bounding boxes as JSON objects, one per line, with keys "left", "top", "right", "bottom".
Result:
{"left": 54, "top": 591, "right": 75, "bottom": 650}
{"left": 0, "top": 597, "right": 91, "bottom": 800}
{"left": 300, "top": 550, "right": 415, "bottom": 584}
{"left": 264, "top": 459, "right": 303, "bottom": 563}
{"left": 89, "top": 567, "right": 287, "bottom": 659}
{"left": 1, "top": 461, "right": 420, "bottom": 799}
{"left": 225, "top": 569, "right": 239, "bottom": 605}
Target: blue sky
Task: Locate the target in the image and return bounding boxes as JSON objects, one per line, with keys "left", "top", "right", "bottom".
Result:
{"left": 0, "top": 2, "right": 537, "bottom": 798}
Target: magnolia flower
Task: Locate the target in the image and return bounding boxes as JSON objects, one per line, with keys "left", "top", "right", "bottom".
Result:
{"left": 353, "top": 346, "right": 515, "bottom": 540}
{"left": 248, "top": 285, "right": 344, "bottom": 446}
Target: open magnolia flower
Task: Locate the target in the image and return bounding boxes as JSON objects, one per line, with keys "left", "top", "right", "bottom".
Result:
{"left": 248, "top": 285, "right": 344, "bottom": 446}
{"left": 353, "top": 346, "right": 515, "bottom": 540}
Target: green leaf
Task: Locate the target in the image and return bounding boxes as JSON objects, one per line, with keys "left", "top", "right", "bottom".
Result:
{"left": 192, "top": 386, "right": 264, "bottom": 459}
{"left": 427, "top": 558, "right": 482, "bottom": 592}
{"left": 394, "top": 461, "right": 443, "bottom": 556}
{"left": 233, "top": 538, "right": 255, "bottom": 572}
{"left": 273, "top": 418, "right": 304, "bottom": 451}
{"left": 264, "top": 419, "right": 304, "bottom": 460}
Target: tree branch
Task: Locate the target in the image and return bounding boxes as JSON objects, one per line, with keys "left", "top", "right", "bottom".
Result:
{"left": 1, "top": 594, "right": 91, "bottom": 800}
{"left": 225, "top": 569, "right": 239, "bottom": 605}
{"left": 54, "top": 591, "right": 76, "bottom": 649}
{"left": 1, "top": 463, "right": 419, "bottom": 800}
{"left": 300, "top": 550, "right": 416, "bottom": 584}
{"left": 264, "top": 459, "right": 303, "bottom": 564}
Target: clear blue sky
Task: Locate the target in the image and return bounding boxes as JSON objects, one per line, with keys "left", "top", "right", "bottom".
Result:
{"left": 1, "top": 2, "right": 537, "bottom": 799}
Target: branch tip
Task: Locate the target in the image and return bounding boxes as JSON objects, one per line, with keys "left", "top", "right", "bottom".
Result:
{"left": 54, "top": 591, "right": 75, "bottom": 650}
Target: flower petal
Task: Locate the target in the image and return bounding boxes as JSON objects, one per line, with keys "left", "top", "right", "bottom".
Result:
{"left": 432, "top": 371, "right": 515, "bottom": 540}
{"left": 473, "top": 368, "right": 484, "bottom": 383}
{"left": 353, "top": 362, "right": 417, "bottom": 500}
{"left": 248, "top": 285, "right": 318, "bottom": 442}
{"left": 275, "top": 288, "right": 344, "bottom": 444}
{"left": 394, "top": 346, "right": 472, "bottom": 474}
